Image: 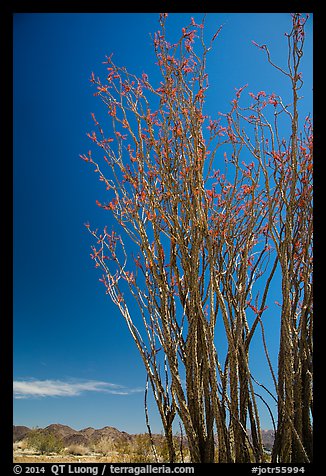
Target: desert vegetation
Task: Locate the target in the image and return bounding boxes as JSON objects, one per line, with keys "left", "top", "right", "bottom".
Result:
{"left": 13, "top": 428, "right": 192, "bottom": 463}
{"left": 81, "top": 12, "right": 312, "bottom": 463}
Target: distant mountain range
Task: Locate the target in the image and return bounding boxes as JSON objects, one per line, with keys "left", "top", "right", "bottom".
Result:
{"left": 13, "top": 424, "right": 131, "bottom": 447}
{"left": 13, "top": 424, "right": 275, "bottom": 451}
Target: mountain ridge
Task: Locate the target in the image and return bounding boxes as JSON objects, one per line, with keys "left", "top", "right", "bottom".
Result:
{"left": 13, "top": 423, "right": 131, "bottom": 447}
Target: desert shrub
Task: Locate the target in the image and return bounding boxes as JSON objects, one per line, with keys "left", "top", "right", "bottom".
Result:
{"left": 151, "top": 435, "right": 169, "bottom": 462}
{"left": 113, "top": 433, "right": 190, "bottom": 463}
{"left": 26, "top": 429, "right": 64, "bottom": 455}
{"left": 20, "top": 439, "right": 30, "bottom": 451}
{"left": 95, "top": 436, "right": 116, "bottom": 456}
{"left": 154, "top": 434, "right": 190, "bottom": 463}
{"left": 128, "top": 434, "right": 156, "bottom": 463}
{"left": 113, "top": 438, "right": 132, "bottom": 462}
{"left": 13, "top": 439, "right": 30, "bottom": 452}
{"left": 65, "top": 444, "right": 89, "bottom": 456}
{"left": 13, "top": 442, "right": 21, "bottom": 451}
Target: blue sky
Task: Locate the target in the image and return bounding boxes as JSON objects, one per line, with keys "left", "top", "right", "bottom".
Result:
{"left": 13, "top": 12, "right": 313, "bottom": 434}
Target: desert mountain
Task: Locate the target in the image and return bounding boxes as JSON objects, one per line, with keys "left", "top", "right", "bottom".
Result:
{"left": 13, "top": 426, "right": 31, "bottom": 442}
{"left": 13, "top": 423, "right": 131, "bottom": 447}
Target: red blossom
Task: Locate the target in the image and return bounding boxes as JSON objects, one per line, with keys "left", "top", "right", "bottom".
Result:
{"left": 108, "top": 105, "right": 116, "bottom": 117}
{"left": 115, "top": 131, "right": 127, "bottom": 140}
{"left": 247, "top": 302, "right": 268, "bottom": 315}
{"left": 235, "top": 84, "right": 248, "bottom": 98}
{"left": 268, "top": 93, "right": 278, "bottom": 106}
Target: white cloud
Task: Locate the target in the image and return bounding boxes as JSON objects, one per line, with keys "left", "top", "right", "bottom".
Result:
{"left": 13, "top": 379, "right": 143, "bottom": 399}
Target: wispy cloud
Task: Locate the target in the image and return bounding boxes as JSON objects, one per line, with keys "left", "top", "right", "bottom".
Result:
{"left": 13, "top": 379, "right": 143, "bottom": 399}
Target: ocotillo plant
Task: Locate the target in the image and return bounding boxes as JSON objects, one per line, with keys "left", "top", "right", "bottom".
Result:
{"left": 82, "top": 13, "right": 312, "bottom": 463}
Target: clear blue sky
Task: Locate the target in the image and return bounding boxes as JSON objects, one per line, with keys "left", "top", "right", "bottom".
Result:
{"left": 13, "top": 12, "right": 312, "bottom": 434}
